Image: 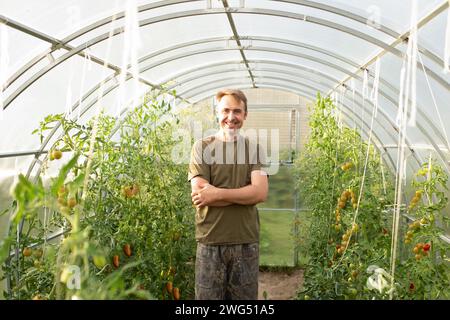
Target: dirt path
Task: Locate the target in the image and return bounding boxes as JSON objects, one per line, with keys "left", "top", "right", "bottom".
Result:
{"left": 258, "top": 269, "right": 304, "bottom": 300}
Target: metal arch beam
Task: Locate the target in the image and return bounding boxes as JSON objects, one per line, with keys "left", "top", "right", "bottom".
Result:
{"left": 227, "top": 8, "right": 448, "bottom": 89}
{"left": 138, "top": 45, "right": 359, "bottom": 79}
{"left": 221, "top": 0, "right": 256, "bottom": 87}
{"left": 1, "top": 34, "right": 357, "bottom": 94}
{"left": 161, "top": 59, "right": 339, "bottom": 86}
{"left": 328, "top": 0, "right": 450, "bottom": 97}
{"left": 2, "top": 44, "right": 359, "bottom": 110}
{"left": 180, "top": 75, "right": 427, "bottom": 169}
{"left": 135, "top": 35, "right": 358, "bottom": 72}
{"left": 55, "top": 0, "right": 446, "bottom": 71}
{"left": 0, "top": 21, "right": 191, "bottom": 110}
{"left": 0, "top": 17, "right": 160, "bottom": 96}
{"left": 169, "top": 67, "right": 333, "bottom": 92}
{"left": 183, "top": 74, "right": 413, "bottom": 154}
{"left": 276, "top": 0, "right": 447, "bottom": 69}
{"left": 178, "top": 76, "right": 253, "bottom": 97}
{"left": 3, "top": 7, "right": 448, "bottom": 110}
{"left": 186, "top": 81, "right": 397, "bottom": 171}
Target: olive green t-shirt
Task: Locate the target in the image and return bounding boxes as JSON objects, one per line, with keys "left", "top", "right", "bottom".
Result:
{"left": 188, "top": 135, "right": 267, "bottom": 245}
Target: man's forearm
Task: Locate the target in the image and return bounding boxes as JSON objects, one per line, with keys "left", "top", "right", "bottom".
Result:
{"left": 209, "top": 200, "right": 233, "bottom": 207}
{"left": 191, "top": 175, "right": 267, "bottom": 208}
{"left": 216, "top": 184, "right": 265, "bottom": 205}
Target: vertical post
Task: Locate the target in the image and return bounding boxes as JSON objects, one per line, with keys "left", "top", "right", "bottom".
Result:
{"left": 293, "top": 109, "right": 300, "bottom": 266}
{"left": 288, "top": 109, "right": 292, "bottom": 163}
{"left": 294, "top": 191, "right": 299, "bottom": 266}
{"left": 296, "top": 108, "right": 301, "bottom": 155}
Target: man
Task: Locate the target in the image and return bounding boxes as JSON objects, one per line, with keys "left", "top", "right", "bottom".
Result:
{"left": 188, "top": 89, "right": 269, "bottom": 300}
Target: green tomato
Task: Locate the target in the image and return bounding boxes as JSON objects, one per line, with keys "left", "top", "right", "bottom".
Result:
{"left": 93, "top": 255, "right": 107, "bottom": 269}
{"left": 348, "top": 288, "right": 358, "bottom": 296}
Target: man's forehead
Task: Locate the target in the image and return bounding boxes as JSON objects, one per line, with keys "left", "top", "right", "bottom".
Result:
{"left": 217, "top": 95, "right": 245, "bottom": 109}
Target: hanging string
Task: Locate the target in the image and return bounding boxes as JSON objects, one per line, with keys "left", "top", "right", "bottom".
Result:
{"left": 370, "top": 58, "right": 380, "bottom": 118}
{"left": 116, "top": 0, "right": 141, "bottom": 117}
{"left": 396, "top": 57, "right": 407, "bottom": 127}
{"left": 444, "top": 0, "right": 450, "bottom": 73}
{"left": 350, "top": 78, "right": 356, "bottom": 129}
{"left": 76, "top": 48, "right": 92, "bottom": 121}
{"left": 406, "top": 0, "right": 418, "bottom": 127}
{"left": 327, "top": 89, "right": 345, "bottom": 244}
{"left": 417, "top": 51, "right": 450, "bottom": 154}
{"left": 82, "top": 2, "right": 120, "bottom": 202}
{"left": 333, "top": 73, "right": 378, "bottom": 271}
{"left": 389, "top": 0, "right": 419, "bottom": 293}
{"left": 0, "top": 22, "right": 9, "bottom": 120}
{"left": 380, "top": 151, "right": 387, "bottom": 195}
{"left": 362, "top": 69, "right": 369, "bottom": 134}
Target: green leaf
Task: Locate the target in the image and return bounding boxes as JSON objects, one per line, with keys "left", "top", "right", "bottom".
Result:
{"left": 0, "top": 237, "right": 13, "bottom": 265}
{"left": 50, "top": 153, "right": 80, "bottom": 195}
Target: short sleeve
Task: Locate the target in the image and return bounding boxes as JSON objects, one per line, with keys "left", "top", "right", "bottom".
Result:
{"left": 249, "top": 141, "right": 269, "bottom": 175}
{"left": 188, "top": 140, "right": 211, "bottom": 182}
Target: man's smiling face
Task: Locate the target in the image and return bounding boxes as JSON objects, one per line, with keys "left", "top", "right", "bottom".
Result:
{"left": 217, "top": 95, "right": 247, "bottom": 137}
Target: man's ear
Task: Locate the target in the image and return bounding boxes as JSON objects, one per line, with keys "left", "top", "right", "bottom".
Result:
{"left": 244, "top": 111, "right": 248, "bottom": 120}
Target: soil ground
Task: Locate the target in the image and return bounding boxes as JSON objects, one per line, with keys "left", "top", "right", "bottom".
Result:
{"left": 258, "top": 269, "right": 304, "bottom": 300}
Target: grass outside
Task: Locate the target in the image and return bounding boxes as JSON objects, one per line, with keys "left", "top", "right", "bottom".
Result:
{"left": 258, "top": 164, "right": 311, "bottom": 266}
{"left": 259, "top": 209, "right": 311, "bottom": 267}
{"left": 259, "top": 210, "right": 295, "bottom": 266}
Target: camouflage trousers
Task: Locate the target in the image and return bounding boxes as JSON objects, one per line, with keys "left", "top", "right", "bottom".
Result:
{"left": 195, "top": 242, "right": 259, "bottom": 300}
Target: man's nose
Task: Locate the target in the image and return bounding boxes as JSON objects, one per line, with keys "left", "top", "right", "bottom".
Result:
{"left": 228, "top": 112, "right": 236, "bottom": 120}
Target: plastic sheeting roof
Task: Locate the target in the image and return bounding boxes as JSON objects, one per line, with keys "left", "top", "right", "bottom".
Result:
{"left": 0, "top": 0, "right": 449, "bottom": 177}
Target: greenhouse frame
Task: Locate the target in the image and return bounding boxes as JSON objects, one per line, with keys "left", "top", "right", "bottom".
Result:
{"left": 0, "top": 0, "right": 449, "bottom": 301}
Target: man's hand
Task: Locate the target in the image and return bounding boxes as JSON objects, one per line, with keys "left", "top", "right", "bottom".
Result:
{"left": 191, "top": 184, "right": 219, "bottom": 208}
{"left": 191, "top": 177, "right": 232, "bottom": 208}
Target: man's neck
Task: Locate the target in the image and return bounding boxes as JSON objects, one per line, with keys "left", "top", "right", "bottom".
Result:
{"left": 216, "top": 129, "right": 242, "bottom": 142}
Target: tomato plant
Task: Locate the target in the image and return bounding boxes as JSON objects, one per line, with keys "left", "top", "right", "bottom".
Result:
{"left": 1, "top": 89, "right": 196, "bottom": 300}
{"left": 293, "top": 93, "right": 448, "bottom": 300}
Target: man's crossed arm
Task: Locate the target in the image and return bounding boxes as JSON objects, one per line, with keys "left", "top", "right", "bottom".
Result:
{"left": 191, "top": 171, "right": 268, "bottom": 208}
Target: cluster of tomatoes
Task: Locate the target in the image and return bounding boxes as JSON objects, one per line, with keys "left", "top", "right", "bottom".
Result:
{"left": 162, "top": 266, "right": 180, "bottom": 300}
{"left": 335, "top": 223, "right": 359, "bottom": 255}
{"left": 22, "top": 246, "right": 43, "bottom": 259}
{"left": 110, "top": 244, "right": 133, "bottom": 269}
{"left": 56, "top": 185, "right": 77, "bottom": 215}
{"left": 121, "top": 184, "right": 140, "bottom": 198}
{"left": 334, "top": 189, "right": 357, "bottom": 232}
{"left": 164, "top": 281, "right": 180, "bottom": 300}
{"left": 91, "top": 243, "right": 133, "bottom": 271}
{"left": 48, "top": 149, "right": 63, "bottom": 161}
{"left": 340, "top": 161, "right": 353, "bottom": 171}
{"left": 408, "top": 190, "right": 422, "bottom": 211}
{"left": 412, "top": 242, "right": 431, "bottom": 261}
{"left": 404, "top": 218, "right": 428, "bottom": 244}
